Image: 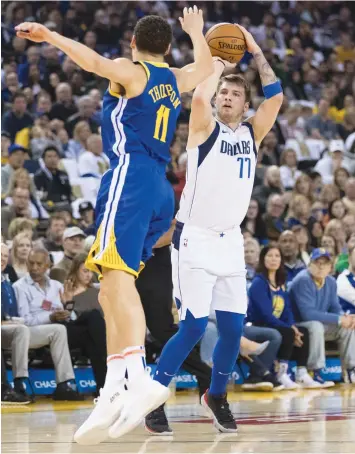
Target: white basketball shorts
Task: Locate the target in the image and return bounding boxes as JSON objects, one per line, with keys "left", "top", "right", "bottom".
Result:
{"left": 172, "top": 221, "right": 248, "bottom": 321}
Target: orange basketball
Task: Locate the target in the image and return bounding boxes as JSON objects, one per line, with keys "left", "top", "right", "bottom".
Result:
{"left": 205, "top": 23, "right": 246, "bottom": 64}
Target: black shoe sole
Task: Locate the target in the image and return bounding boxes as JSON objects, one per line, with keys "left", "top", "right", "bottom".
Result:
{"left": 201, "top": 393, "right": 237, "bottom": 434}
{"left": 144, "top": 423, "right": 173, "bottom": 436}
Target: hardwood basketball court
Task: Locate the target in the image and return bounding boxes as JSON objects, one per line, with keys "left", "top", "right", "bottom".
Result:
{"left": 2, "top": 386, "right": 354, "bottom": 453}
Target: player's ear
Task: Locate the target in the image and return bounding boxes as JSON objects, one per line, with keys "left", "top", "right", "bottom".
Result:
{"left": 130, "top": 36, "right": 136, "bottom": 49}
{"left": 164, "top": 43, "right": 171, "bottom": 56}
{"left": 243, "top": 102, "right": 250, "bottom": 114}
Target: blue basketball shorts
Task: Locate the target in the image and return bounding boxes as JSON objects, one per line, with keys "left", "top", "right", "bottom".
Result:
{"left": 86, "top": 153, "right": 174, "bottom": 278}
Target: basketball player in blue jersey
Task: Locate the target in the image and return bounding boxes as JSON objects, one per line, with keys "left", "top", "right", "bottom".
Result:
{"left": 16, "top": 7, "right": 213, "bottom": 444}
{"left": 144, "top": 26, "right": 284, "bottom": 435}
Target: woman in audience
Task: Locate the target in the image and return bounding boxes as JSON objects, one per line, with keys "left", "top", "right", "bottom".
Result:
{"left": 4, "top": 168, "right": 49, "bottom": 220}
{"left": 66, "top": 121, "right": 91, "bottom": 161}
{"left": 329, "top": 199, "right": 347, "bottom": 221}
{"left": 7, "top": 218, "right": 35, "bottom": 242}
{"left": 311, "top": 200, "right": 327, "bottom": 227}
{"left": 334, "top": 168, "right": 350, "bottom": 197}
{"left": 292, "top": 174, "right": 314, "bottom": 202}
{"left": 291, "top": 224, "right": 311, "bottom": 265}
{"left": 64, "top": 253, "right": 106, "bottom": 393}
{"left": 65, "top": 252, "right": 101, "bottom": 315}
{"left": 319, "top": 183, "right": 341, "bottom": 209}
{"left": 320, "top": 234, "right": 337, "bottom": 260}
{"left": 248, "top": 245, "right": 322, "bottom": 389}
{"left": 241, "top": 199, "right": 267, "bottom": 245}
{"left": 11, "top": 232, "right": 32, "bottom": 279}
{"left": 324, "top": 219, "right": 347, "bottom": 258}
{"left": 279, "top": 149, "right": 302, "bottom": 190}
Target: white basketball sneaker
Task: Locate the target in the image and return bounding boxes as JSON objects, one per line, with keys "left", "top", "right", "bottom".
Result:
{"left": 296, "top": 372, "right": 323, "bottom": 389}
{"left": 74, "top": 379, "right": 127, "bottom": 445}
{"left": 278, "top": 373, "right": 301, "bottom": 390}
{"left": 109, "top": 370, "right": 170, "bottom": 439}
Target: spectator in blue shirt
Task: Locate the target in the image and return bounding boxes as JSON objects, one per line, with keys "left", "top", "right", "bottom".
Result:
{"left": 290, "top": 248, "right": 355, "bottom": 385}
{"left": 337, "top": 246, "right": 355, "bottom": 314}
{"left": 248, "top": 245, "right": 327, "bottom": 389}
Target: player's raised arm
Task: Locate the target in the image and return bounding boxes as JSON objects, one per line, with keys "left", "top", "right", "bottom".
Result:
{"left": 171, "top": 6, "right": 214, "bottom": 94}
{"left": 237, "top": 25, "right": 283, "bottom": 146}
{"left": 189, "top": 57, "right": 232, "bottom": 132}
{"left": 15, "top": 22, "right": 142, "bottom": 88}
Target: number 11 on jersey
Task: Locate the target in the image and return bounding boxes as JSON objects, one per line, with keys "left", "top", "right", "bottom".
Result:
{"left": 154, "top": 105, "right": 170, "bottom": 143}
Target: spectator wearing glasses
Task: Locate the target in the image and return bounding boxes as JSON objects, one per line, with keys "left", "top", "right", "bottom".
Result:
{"left": 290, "top": 248, "right": 355, "bottom": 385}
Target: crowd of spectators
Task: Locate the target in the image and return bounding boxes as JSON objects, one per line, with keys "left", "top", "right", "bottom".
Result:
{"left": 1, "top": 1, "right": 355, "bottom": 402}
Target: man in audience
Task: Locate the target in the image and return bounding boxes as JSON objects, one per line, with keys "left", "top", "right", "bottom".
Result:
{"left": 343, "top": 178, "right": 355, "bottom": 215}
{"left": 290, "top": 248, "right": 355, "bottom": 385}
{"left": 1, "top": 92, "right": 33, "bottom": 142}
{"left": 1, "top": 144, "right": 26, "bottom": 194}
{"left": 49, "top": 83, "right": 78, "bottom": 122}
{"left": 65, "top": 95, "right": 99, "bottom": 137}
{"left": 337, "top": 246, "right": 355, "bottom": 314}
{"left": 279, "top": 230, "right": 305, "bottom": 285}
{"left": 307, "top": 98, "right": 338, "bottom": 140}
{"left": 78, "top": 134, "right": 108, "bottom": 178}
{"left": 262, "top": 194, "right": 287, "bottom": 241}
{"left": 314, "top": 140, "right": 350, "bottom": 184}
{"left": 244, "top": 238, "right": 260, "bottom": 288}
{"left": 2, "top": 245, "right": 81, "bottom": 401}
{"left": 1, "top": 188, "right": 31, "bottom": 241}
{"left": 42, "top": 214, "right": 66, "bottom": 253}
{"left": 34, "top": 146, "right": 72, "bottom": 205}
{"left": 50, "top": 227, "right": 85, "bottom": 283}
{"left": 252, "top": 166, "right": 284, "bottom": 213}
{"left": 78, "top": 202, "right": 95, "bottom": 232}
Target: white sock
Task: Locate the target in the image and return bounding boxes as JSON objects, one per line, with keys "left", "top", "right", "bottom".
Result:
{"left": 104, "top": 354, "right": 126, "bottom": 388}
{"left": 277, "top": 361, "right": 289, "bottom": 378}
{"left": 296, "top": 367, "right": 308, "bottom": 379}
{"left": 123, "top": 345, "right": 146, "bottom": 382}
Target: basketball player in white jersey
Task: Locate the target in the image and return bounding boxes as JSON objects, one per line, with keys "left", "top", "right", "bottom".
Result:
{"left": 144, "top": 25, "right": 284, "bottom": 435}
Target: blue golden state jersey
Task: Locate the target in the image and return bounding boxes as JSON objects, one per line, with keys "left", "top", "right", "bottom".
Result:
{"left": 102, "top": 61, "right": 181, "bottom": 166}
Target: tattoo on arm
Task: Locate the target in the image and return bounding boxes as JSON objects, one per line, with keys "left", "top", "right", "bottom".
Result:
{"left": 253, "top": 51, "right": 278, "bottom": 86}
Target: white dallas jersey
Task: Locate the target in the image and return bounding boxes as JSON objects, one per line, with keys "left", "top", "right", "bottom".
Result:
{"left": 177, "top": 119, "right": 257, "bottom": 231}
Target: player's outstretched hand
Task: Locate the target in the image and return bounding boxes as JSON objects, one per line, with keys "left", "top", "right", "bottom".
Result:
{"left": 15, "top": 22, "right": 51, "bottom": 43}
{"left": 179, "top": 5, "right": 204, "bottom": 36}
{"left": 235, "top": 24, "right": 261, "bottom": 54}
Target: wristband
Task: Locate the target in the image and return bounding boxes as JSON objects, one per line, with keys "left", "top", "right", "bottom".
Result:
{"left": 263, "top": 80, "right": 282, "bottom": 99}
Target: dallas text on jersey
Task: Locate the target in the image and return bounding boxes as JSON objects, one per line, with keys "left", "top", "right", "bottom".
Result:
{"left": 220, "top": 140, "right": 251, "bottom": 156}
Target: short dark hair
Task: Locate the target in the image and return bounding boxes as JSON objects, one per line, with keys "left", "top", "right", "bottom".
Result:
{"left": 134, "top": 15, "right": 172, "bottom": 55}
{"left": 217, "top": 74, "right": 251, "bottom": 103}
{"left": 42, "top": 145, "right": 60, "bottom": 159}
{"left": 12, "top": 91, "right": 26, "bottom": 102}
{"left": 256, "top": 245, "right": 287, "bottom": 287}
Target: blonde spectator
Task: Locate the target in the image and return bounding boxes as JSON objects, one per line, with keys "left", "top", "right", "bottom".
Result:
{"left": 320, "top": 184, "right": 341, "bottom": 207}
{"left": 279, "top": 149, "right": 302, "bottom": 190}
{"left": 324, "top": 219, "right": 347, "bottom": 256}
{"left": 8, "top": 218, "right": 35, "bottom": 241}
{"left": 321, "top": 235, "right": 337, "bottom": 259}
{"left": 293, "top": 174, "right": 314, "bottom": 202}
{"left": 66, "top": 121, "right": 91, "bottom": 161}
{"left": 11, "top": 232, "right": 32, "bottom": 279}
